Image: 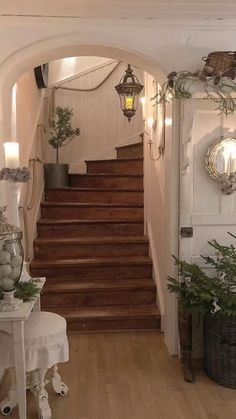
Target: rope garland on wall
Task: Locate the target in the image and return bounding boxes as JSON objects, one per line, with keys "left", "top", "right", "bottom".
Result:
{"left": 55, "top": 62, "right": 121, "bottom": 93}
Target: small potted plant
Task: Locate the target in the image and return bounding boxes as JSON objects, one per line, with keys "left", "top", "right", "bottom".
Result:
{"left": 44, "top": 106, "right": 80, "bottom": 189}
{"left": 168, "top": 234, "right": 236, "bottom": 388}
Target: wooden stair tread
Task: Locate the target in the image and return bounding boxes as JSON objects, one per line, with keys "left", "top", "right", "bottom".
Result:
{"left": 42, "top": 202, "right": 143, "bottom": 208}
{"left": 85, "top": 157, "right": 143, "bottom": 163}
{"left": 44, "top": 278, "right": 155, "bottom": 293}
{"left": 31, "top": 256, "right": 152, "bottom": 268}
{"left": 35, "top": 235, "right": 148, "bottom": 245}
{"left": 37, "top": 218, "right": 143, "bottom": 225}
{"left": 36, "top": 139, "right": 159, "bottom": 332}
{"left": 115, "top": 142, "right": 142, "bottom": 150}
{"left": 46, "top": 187, "right": 143, "bottom": 192}
{"left": 69, "top": 173, "right": 143, "bottom": 177}
{"left": 53, "top": 304, "right": 160, "bottom": 320}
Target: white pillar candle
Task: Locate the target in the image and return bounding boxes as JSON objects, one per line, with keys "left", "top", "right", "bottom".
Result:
{"left": 147, "top": 117, "right": 154, "bottom": 143}
{"left": 4, "top": 142, "right": 19, "bottom": 168}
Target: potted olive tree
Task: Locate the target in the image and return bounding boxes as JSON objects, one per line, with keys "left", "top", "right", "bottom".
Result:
{"left": 44, "top": 106, "right": 80, "bottom": 189}
{"left": 168, "top": 234, "right": 236, "bottom": 388}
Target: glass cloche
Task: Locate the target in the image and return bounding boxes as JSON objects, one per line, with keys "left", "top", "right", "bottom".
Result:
{"left": 0, "top": 206, "right": 24, "bottom": 310}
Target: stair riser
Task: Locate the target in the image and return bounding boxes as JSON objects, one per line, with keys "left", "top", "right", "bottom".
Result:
{"left": 34, "top": 242, "right": 149, "bottom": 258}
{"left": 42, "top": 289, "right": 156, "bottom": 308}
{"left": 86, "top": 160, "right": 143, "bottom": 175}
{"left": 41, "top": 206, "right": 143, "bottom": 220}
{"left": 45, "top": 190, "right": 143, "bottom": 205}
{"left": 69, "top": 175, "right": 143, "bottom": 189}
{"left": 66, "top": 317, "right": 160, "bottom": 331}
{"left": 117, "top": 145, "right": 143, "bottom": 159}
{"left": 37, "top": 223, "right": 144, "bottom": 238}
{"left": 30, "top": 264, "right": 152, "bottom": 281}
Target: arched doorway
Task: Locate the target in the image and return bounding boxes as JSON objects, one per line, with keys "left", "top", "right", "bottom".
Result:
{"left": 0, "top": 37, "right": 178, "bottom": 355}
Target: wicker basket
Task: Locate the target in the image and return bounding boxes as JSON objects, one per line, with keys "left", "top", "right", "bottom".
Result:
{"left": 204, "top": 313, "right": 236, "bottom": 388}
{"left": 203, "top": 51, "right": 236, "bottom": 76}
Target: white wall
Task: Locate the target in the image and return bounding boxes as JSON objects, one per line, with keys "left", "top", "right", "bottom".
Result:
{"left": 16, "top": 71, "right": 44, "bottom": 166}
{"left": 11, "top": 71, "right": 44, "bottom": 257}
{"left": 143, "top": 72, "right": 179, "bottom": 353}
{"left": 48, "top": 56, "right": 112, "bottom": 86}
{"left": 45, "top": 61, "right": 143, "bottom": 171}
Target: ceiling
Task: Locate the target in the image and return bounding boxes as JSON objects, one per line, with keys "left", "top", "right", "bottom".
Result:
{"left": 1, "top": 0, "right": 236, "bottom": 20}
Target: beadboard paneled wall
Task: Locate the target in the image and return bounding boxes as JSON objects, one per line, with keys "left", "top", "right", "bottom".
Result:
{"left": 45, "top": 61, "right": 143, "bottom": 171}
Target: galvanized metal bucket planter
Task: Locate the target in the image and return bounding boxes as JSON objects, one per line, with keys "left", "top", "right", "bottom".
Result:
{"left": 44, "top": 163, "right": 69, "bottom": 189}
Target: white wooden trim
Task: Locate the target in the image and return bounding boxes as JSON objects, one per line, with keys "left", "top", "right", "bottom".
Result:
{"left": 146, "top": 221, "right": 164, "bottom": 316}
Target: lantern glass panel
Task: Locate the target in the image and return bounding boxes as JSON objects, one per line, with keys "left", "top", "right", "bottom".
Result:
{"left": 125, "top": 96, "right": 134, "bottom": 110}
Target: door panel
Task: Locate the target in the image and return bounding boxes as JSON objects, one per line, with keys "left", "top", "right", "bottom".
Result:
{"left": 180, "top": 99, "right": 236, "bottom": 265}
{"left": 179, "top": 98, "right": 236, "bottom": 358}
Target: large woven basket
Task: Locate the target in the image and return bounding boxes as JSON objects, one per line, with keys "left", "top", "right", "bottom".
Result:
{"left": 203, "top": 51, "right": 236, "bottom": 76}
{"left": 204, "top": 313, "right": 236, "bottom": 388}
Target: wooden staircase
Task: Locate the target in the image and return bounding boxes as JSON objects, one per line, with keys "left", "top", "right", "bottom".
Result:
{"left": 30, "top": 140, "right": 161, "bottom": 331}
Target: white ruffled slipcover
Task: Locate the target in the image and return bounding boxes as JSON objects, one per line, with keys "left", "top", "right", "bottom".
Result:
{"left": 0, "top": 312, "right": 69, "bottom": 372}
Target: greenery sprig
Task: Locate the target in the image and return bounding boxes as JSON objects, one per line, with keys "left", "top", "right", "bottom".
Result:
{"left": 49, "top": 106, "right": 80, "bottom": 164}
{"left": 153, "top": 70, "right": 236, "bottom": 116}
{"left": 168, "top": 234, "right": 236, "bottom": 317}
{"left": 0, "top": 279, "right": 41, "bottom": 302}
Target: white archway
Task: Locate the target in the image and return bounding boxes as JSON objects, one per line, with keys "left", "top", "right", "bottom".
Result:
{"left": 0, "top": 35, "right": 178, "bottom": 355}
{"left": 0, "top": 35, "right": 166, "bottom": 140}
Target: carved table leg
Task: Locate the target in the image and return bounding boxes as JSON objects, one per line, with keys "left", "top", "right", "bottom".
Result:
{"left": 51, "top": 365, "right": 69, "bottom": 396}
{"left": 0, "top": 368, "right": 18, "bottom": 415}
{"left": 33, "top": 369, "right": 51, "bottom": 419}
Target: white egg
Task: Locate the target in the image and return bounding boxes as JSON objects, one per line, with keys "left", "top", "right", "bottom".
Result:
{"left": 0, "top": 251, "right": 11, "bottom": 265}
{"left": 9, "top": 267, "right": 21, "bottom": 281}
{"left": 1, "top": 264, "right": 12, "bottom": 277}
{"left": 0, "top": 278, "right": 15, "bottom": 291}
{"left": 11, "top": 255, "right": 23, "bottom": 268}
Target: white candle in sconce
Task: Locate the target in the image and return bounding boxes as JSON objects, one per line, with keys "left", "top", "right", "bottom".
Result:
{"left": 4, "top": 142, "right": 19, "bottom": 168}
{"left": 147, "top": 117, "right": 154, "bottom": 143}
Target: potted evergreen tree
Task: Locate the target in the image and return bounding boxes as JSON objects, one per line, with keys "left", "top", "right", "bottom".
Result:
{"left": 168, "top": 234, "right": 236, "bottom": 388}
{"left": 44, "top": 106, "right": 80, "bottom": 189}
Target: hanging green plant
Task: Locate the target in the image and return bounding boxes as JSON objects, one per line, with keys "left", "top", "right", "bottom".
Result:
{"left": 168, "top": 233, "right": 236, "bottom": 317}
{"left": 153, "top": 69, "right": 236, "bottom": 116}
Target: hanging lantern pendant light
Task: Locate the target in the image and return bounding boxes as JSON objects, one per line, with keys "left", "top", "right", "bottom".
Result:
{"left": 115, "top": 64, "right": 144, "bottom": 122}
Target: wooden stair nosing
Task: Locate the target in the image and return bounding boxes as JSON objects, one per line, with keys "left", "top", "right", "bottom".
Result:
{"left": 45, "top": 187, "right": 144, "bottom": 192}
{"left": 43, "top": 278, "right": 156, "bottom": 293}
{"left": 85, "top": 157, "right": 143, "bottom": 164}
{"left": 53, "top": 304, "right": 160, "bottom": 320}
{"left": 31, "top": 256, "right": 152, "bottom": 269}
{"left": 69, "top": 173, "right": 143, "bottom": 178}
{"left": 115, "top": 142, "right": 143, "bottom": 151}
{"left": 34, "top": 235, "right": 149, "bottom": 245}
{"left": 37, "top": 218, "right": 143, "bottom": 226}
{"left": 41, "top": 202, "right": 144, "bottom": 208}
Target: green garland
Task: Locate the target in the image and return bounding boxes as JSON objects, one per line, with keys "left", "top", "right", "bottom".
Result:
{"left": 0, "top": 279, "right": 41, "bottom": 302}
{"left": 168, "top": 234, "right": 236, "bottom": 317}
{"left": 153, "top": 70, "right": 236, "bottom": 116}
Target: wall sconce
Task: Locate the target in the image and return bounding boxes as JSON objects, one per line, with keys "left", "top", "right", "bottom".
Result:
{"left": 205, "top": 137, "right": 236, "bottom": 195}
{"left": 115, "top": 64, "right": 144, "bottom": 122}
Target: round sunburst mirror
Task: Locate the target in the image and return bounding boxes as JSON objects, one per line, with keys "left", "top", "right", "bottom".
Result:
{"left": 205, "top": 137, "right": 236, "bottom": 195}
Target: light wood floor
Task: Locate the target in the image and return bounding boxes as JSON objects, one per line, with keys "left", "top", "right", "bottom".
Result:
{"left": 1, "top": 331, "right": 236, "bottom": 419}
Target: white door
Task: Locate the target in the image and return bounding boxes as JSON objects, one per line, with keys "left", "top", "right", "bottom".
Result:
{"left": 179, "top": 98, "right": 236, "bottom": 356}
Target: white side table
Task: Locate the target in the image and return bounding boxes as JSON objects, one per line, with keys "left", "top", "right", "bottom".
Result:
{"left": 0, "top": 278, "right": 45, "bottom": 419}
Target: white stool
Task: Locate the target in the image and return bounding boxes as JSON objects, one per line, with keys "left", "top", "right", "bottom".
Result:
{"left": 0, "top": 311, "right": 69, "bottom": 419}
